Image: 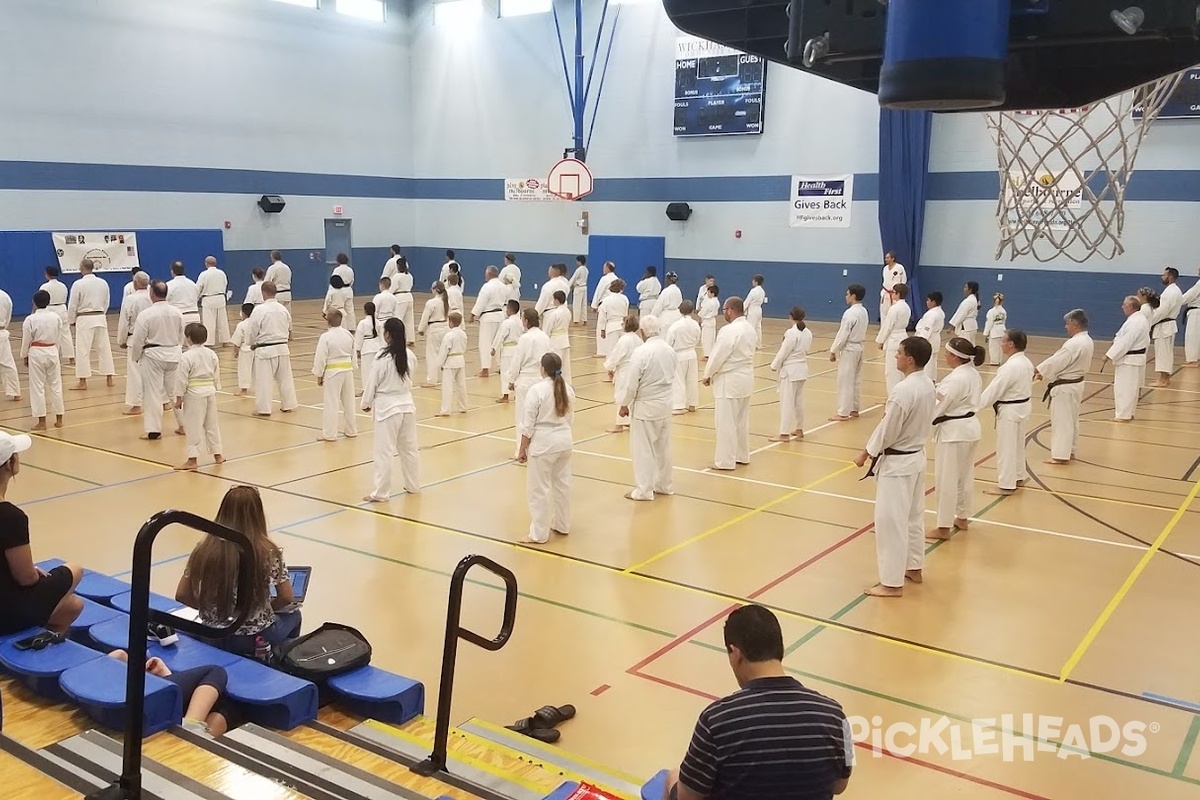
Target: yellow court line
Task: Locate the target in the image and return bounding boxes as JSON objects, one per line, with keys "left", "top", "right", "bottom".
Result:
{"left": 623, "top": 463, "right": 859, "bottom": 574}
{"left": 1058, "top": 474, "right": 1200, "bottom": 682}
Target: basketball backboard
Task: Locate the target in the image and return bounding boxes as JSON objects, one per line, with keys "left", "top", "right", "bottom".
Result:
{"left": 662, "top": 0, "right": 1200, "bottom": 111}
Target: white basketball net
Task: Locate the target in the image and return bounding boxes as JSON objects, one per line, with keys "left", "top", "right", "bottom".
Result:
{"left": 985, "top": 71, "right": 1185, "bottom": 263}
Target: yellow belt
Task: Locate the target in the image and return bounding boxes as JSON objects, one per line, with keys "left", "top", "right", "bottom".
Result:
{"left": 187, "top": 378, "right": 215, "bottom": 387}
{"left": 447, "top": 352, "right": 464, "bottom": 357}
{"left": 325, "top": 361, "right": 353, "bottom": 371}
{"left": 503, "top": 341, "right": 517, "bottom": 347}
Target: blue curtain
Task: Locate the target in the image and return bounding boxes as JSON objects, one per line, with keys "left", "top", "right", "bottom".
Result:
{"left": 877, "top": 108, "right": 933, "bottom": 329}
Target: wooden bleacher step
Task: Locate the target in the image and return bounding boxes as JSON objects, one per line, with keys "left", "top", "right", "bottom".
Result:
{"left": 0, "top": 732, "right": 92, "bottom": 798}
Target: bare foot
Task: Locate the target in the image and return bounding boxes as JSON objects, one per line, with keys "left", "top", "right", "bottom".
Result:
{"left": 905, "top": 570, "right": 923, "bottom": 584}
{"left": 608, "top": 426, "right": 627, "bottom": 433}
{"left": 865, "top": 584, "right": 903, "bottom": 597}
{"left": 174, "top": 427, "right": 185, "bottom": 436}
{"left": 1186, "top": 362, "right": 1199, "bottom": 368}
{"left": 477, "top": 370, "right": 489, "bottom": 378}
{"left": 687, "top": 406, "right": 696, "bottom": 412}
{"left": 1113, "top": 418, "right": 1131, "bottom": 423}
{"left": 175, "top": 460, "right": 198, "bottom": 471}
{"left": 1016, "top": 479, "right": 1026, "bottom": 487}
{"left": 624, "top": 492, "right": 652, "bottom": 501}
{"left": 1044, "top": 458, "right": 1070, "bottom": 465}
{"left": 767, "top": 435, "right": 791, "bottom": 442}
{"left": 672, "top": 409, "right": 688, "bottom": 416}
{"left": 54, "top": 417, "right": 63, "bottom": 429}
{"left": 495, "top": 396, "right": 510, "bottom": 404}
{"left": 214, "top": 455, "right": 225, "bottom": 464}
{"left": 792, "top": 430, "right": 804, "bottom": 439}
{"left": 32, "top": 421, "right": 46, "bottom": 431}
{"left": 827, "top": 415, "right": 850, "bottom": 422}
{"left": 70, "top": 382, "right": 87, "bottom": 391}
{"left": 255, "top": 412, "right": 271, "bottom": 417}
{"left": 7, "top": 396, "right": 18, "bottom": 403}
{"left": 984, "top": 487, "right": 1015, "bottom": 496}
{"left": 710, "top": 464, "right": 736, "bottom": 471}
{"left": 140, "top": 433, "right": 161, "bottom": 440}
{"left": 436, "top": 413, "right": 450, "bottom": 417}
{"left": 927, "top": 527, "right": 954, "bottom": 541}
{"left": 106, "top": 376, "right": 115, "bottom": 387}
{"left": 124, "top": 407, "right": 142, "bottom": 416}
{"left": 953, "top": 517, "right": 970, "bottom": 531}
{"left": 363, "top": 495, "right": 388, "bottom": 503}
{"left": 849, "top": 411, "right": 860, "bottom": 418}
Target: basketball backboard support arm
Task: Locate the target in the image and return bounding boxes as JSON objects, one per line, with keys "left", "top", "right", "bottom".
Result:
{"left": 551, "top": 0, "right": 621, "bottom": 160}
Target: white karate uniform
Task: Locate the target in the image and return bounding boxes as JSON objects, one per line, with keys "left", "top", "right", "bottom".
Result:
{"left": 980, "top": 352, "right": 1034, "bottom": 491}
{"left": 521, "top": 376, "right": 575, "bottom": 542}
{"left": 313, "top": 326, "right": 358, "bottom": 439}
{"left": 67, "top": 273, "right": 114, "bottom": 380}
{"left": 437, "top": 327, "right": 469, "bottom": 414}
{"left": 617, "top": 336, "right": 676, "bottom": 500}
{"left": 392, "top": 272, "right": 416, "bottom": 341}
{"left": 597, "top": 293, "right": 630, "bottom": 358}
{"left": 1037, "top": 331, "right": 1094, "bottom": 461}
{"left": 244, "top": 281, "right": 264, "bottom": 306}
{"left": 914, "top": 306, "right": 945, "bottom": 381}
{"left": 167, "top": 275, "right": 201, "bottom": 326}
{"left": 472, "top": 277, "right": 509, "bottom": 371}
{"left": 117, "top": 289, "right": 152, "bottom": 408}
{"left": 230, "top": 318, "right": 254, "bottom": 390}
{"left": 511, "top": 328, "right": 552, "bottom": 455}
{"left": 499, "top": 263, "right": 522, "bottom": 303}
{"left": 948, "top": 294, "right": 980, "bottom": 345}
{"left": 698, "top": 295, "right": 719, "bottom": 357}
{"left": 1181, "top": 278, "right": 1200, "bottom": 364}
{"left": 196, "top": 267, "right": 231, "bottom": 346}
{"left": 880, "top": 262, "right": 907, "bottom": 319}
{"left": 493, "top": 314, "right": 523, "bottom": 392}
{"left": 373, "top": 291, "right": 397, "bottom": 323}
{"left": 636, "top": 276, "right": 661, "bottom": 308}
{"left": 770, "top": 325, "right": 812, "bottom": 435}
{"left": 176, "top": 345, "right": 223, "bottom": 459}
{"left": 21, "top": 310, "right": 64, "bottom": 419}
{"left": 745, "top": 285, "right": 767, "bottom": 346}
{"left": 535, "top": 275, "right": 572, "bottom": 317}
{"left": 1106, "top": 312, "right": 1150, "bottom": 421}
{"left": 569, "top": 265, "right": 589, "bottom": 323}
{"left": 543, "top": 305, "right": 573, "bottom": 385}
{"left": 362, "top": 350, "right": 421, "bottom": 499}
{"left": 38, "top": 279, "right": 74, "bottom": 360}
{"left": 380, "top": 255, "right": 400, "bottom": 287}
{"left": 264, "top": 261, "right": 293, "bottom": 306}
{"left": 704, "top": 316, "right": 757, "bottom": 469}
{"left": 446, "top": 285, "right": 464, "bottom": 318}
{"left": 864, "top": 370, "right": 934, "bottom": 588}
{"left": 354, "top": 317, "right": 383, "bottom": 371}
{"left": 323, "top": 285, "right": 355, "bottom": 330}
{"left": 418, "top": 297, "right": 450, "bottom": 385}
{"left": 333, "top": 263, "right": 354, "bottom": 290}
{"left": 652, "top": 284, "right": 684, "bottom": 330}
{"left": 876, "top": 300, "right": 912, "bottom": 395}
{"left": 246, "top": 300, "right": 298, "bottom": 415}
{"left": 591, "top": 271, "right": 618, "bottom": 354}
{"left": 665, "top": 316, "right": 701, "bottom": 411}
{"left": 831, "top": 304, "right": 869, "bottom": 417}
{"left": 932, "top": 363, "right": 982, "bottom": 529}
{"left": 983, "top": 305, "right": 1008, "bottom": 365}
{"left": 0, "top": 292, "right": 20, "bottom": 399}
{"left": 1150, "top": 282, "right": 1183, "bottom": 374}
{"left": 439, "top": 260, "right": 457, "bottom": 285}
{"left": 130, "top": 302, "right": 186, "bottom": 437}
{"left": 605, "top": 332, "right": 642, "bottom": 427}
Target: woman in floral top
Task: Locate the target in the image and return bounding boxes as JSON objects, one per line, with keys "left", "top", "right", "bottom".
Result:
{"left": 175, "top": 485, "right": 301, "bottom": 659}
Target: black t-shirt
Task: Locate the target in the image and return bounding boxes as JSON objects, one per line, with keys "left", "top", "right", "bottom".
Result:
{"left": 0, "top": 501, "right": 31, "bottom": 601}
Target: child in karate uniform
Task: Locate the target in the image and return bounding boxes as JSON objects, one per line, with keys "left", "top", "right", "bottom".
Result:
{"left": 699, "top": 284, "right": 720, "bottom": 358}
{"left": 436, "top": 312, "right": 468, "bottom": 416}
{"left": 544, "top": 291, "right": 573, "bottom": 385}
{"left": 175, "top": 323, "right": 224, "bottom": 470}
{"left": 604, "top": 315, "right": 642, "bottom": 433}
{"left": 491, "top": 300, "right": 522, "bottom": 404}
{"left": 984, "top": 293, "right": 1008, "bottom": 366}
{"left": 228, "top": 303, "right": 255, "bottom": 396}
{"left": 355, "top": 302, "right": 382, "bottom": 371}
{"left": 312, "top": 310, "right": 357, "bottom": 441}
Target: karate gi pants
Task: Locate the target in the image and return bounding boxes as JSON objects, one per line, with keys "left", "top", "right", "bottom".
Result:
{"left": 201, "top": 302, "right": 231, "bottom": 346}
{"left": 934, "top": 440, "right": 977, "bottom": 528}
{"left": 630, "top": 416, "right": 674, "bottom": 500}
{"left": 994, "top": 415, "right": 1028, "bottom": 491}
{"left": 0, "top": 333, "right": 19, "bottom": 398}
{"left": 125, "top": 359, "right": 143, "bottom": 408}
{"left": 371, "top": 411, "right": 420, "bottom": 499}
{"left": 835, "top": 349, "right": 863, "bottom": 417}
{"left": 957, "top": 330, "right": 977, "bottom": 346}
{"left": 1048, "top": 385, "right": 1083, "bottom": 461}
{"left": 988, "top": 337, "right": 1004, "bottom": 365}
{"left": 700, "top": 322, "right": 715, "bottom": 358}
{"left": 183, "top": 394, "right": 223, "bottom": 459}
{"left": 778, "top": 378, "right": 805, "bottom": 435}
{"left": 922, "top": 335, "right": 940, "bottom": 381}
{"left": 51, "top": 309, "right": 74, "bottom": 360}
{"left": 527, "top": 449, "right": 571, "bottom": 543}
{"left": 612, "top": 367, "right": 630, "bottom": 426}
{"left": 237, "top": 350, "right": 253, "bottom": 390}
{"left": 514, "top": 377, "right": 537, "bottom": 455}
{"left": 874, "top": 470, "right": 926, "bottom": 588}
{"left": 28, "top": 348, "right": 63, "bottom": 418}
{"left": 883, "top": 340, "right": 902, "bottom": 395}
{"left": 747, "top": 308, "right": 763, "bottom": 347}
{"left": 673, "top": 354, "right": 698, "bottom": 411}
{"left": 425, "top": 325, "right": 447, "bottom": 385}
{"left": 1154, "top": 335, "right": 1175, "bottom": 374}
{"left": 598, "top": 327, "right": 619, "bottom": 357}
{"left": 1186, "top": 309, "right": 1200, "bottom": 364}
{"left": 440, "top": 366, "right": 467, "bottom": 414}
{"left": 498, "top": 353, "right": 515, "bottom": 394}
{"left": 478, "top": 318, "right": 500, "bottom": 371}
{"left": 254, "top": 354, "right": 298, "bottom": 415}
{"left": 321, "top": 371, "right": 358, "bottom": 439}
{"left": 75, "top": 318, "right": 114, "bottom": 379}
{"left": 879, "top": 293, "right": 892, "bottom": 324}
{"left": 141, "top": 358, "right": 184, "bottom": 436}
{"left": 572, "top": 288, "right": 587, "bottom": 324}
{"left": 714, "top": 396, "right": 751, "bottom": 469}
{"left": 551, "top": 345, "right": 572, "bottom": 385}
{"left": 1113, "top": 363, "right": 1143, "bottom": 421}
{"left": 395, "top": 295, "right": 416, "bottom": 344}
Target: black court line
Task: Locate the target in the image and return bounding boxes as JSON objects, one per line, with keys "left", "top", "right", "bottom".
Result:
{"left": 0, "top": 734, "right": 99, "bottom": 794}
{"left": 1183, "top": 453, "right": 1200, "bottom": 482}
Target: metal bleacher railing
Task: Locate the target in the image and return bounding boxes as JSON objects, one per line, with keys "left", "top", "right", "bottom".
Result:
{"left": 413, "top": 554, "right": 518, "bottom": 778}
{"left": 87, "top": 510, "right": 256, "bottom": 800}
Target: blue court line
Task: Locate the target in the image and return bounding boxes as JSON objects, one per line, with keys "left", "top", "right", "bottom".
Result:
{"left": 1144, "top": 692, "right": 1200, "bottom": 713}
{"left": 23, "top": 469, "right": 172, "bottom": 507}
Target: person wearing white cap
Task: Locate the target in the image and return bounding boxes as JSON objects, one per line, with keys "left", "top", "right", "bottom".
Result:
{"left": 929, "top": 337, "right": 984, "bottom": 541}
{"left": 21, "top": 291, "right": 65, "bottom": 430}
{"left": 0, "top": 288, "right": 22, "bottom": 403}
{"left": 0, "top": 431, "right": 84, "bottom": 637}
{"left": 652, "top": 272, "right": 684, "bottom": 330}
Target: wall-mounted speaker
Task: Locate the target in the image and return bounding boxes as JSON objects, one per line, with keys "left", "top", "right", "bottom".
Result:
{"left": 666, "top": 202, "right": 692, "bottom": 221}
{"left": 258, "top": 195, "right": 286, "bottom": 214}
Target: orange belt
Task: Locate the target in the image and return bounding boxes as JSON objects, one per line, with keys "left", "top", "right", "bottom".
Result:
{"left": 29, "top": 342, "right": 55, "bottom": 348}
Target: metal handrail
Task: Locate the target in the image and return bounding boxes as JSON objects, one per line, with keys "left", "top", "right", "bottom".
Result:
{"left": 86, "top": 510, "right": 256, "bottom": 800}
{"left": 412, "top": 555, "right": 518, "bottom": 777}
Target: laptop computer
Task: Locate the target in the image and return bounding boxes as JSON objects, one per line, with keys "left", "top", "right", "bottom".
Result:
{"left": 270, "top": 566, "right": 311, "bottom": 613}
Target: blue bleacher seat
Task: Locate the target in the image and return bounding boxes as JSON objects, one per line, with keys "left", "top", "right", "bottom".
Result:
{"left": 34, "top": 558, "right": 66, "bottom": 572}
{"left": 88, "top": 617, "right": 241, "bottom": 672}
{"left": 223, "top": 659, "right": 317, "bottom": 730}
{"left": 641, "top": 770, "right": 670, "bottom": 800}
{"left": 110, "top": 590, "right": 182, "bottom": 615}
{"left": 543, "top": 783, "right": 582, "bottom": 800}
{"left": 0, "top": 633, "right": 104, "bottom": 700}
{"left": 68, "top": 598, "right": 123, "bottom": 645}
{"left": 59, "top": 656, "right": 182, "bottom": 736}
{"left": 326, "top": 665, "right": 424, "bottom": 724}
{"left": 75, "top": 572, "right": 132, "bottom": 605}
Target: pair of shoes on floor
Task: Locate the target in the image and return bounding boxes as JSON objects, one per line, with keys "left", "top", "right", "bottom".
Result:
{"left": 506, "top": 704, "right": 576, "bottom": 743}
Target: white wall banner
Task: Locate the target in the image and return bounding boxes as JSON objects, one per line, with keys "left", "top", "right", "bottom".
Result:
{"left": 52, "top": 232, "right": 140, "bottom": 273}
{"left": 789, "top": 175, "right": 853, "bottom": 228}
{"left": 504, "top": 178, "right": 559, "bottom": 201}
{"left": 1002, "top": 170, "right": 1082, "bottom": 231}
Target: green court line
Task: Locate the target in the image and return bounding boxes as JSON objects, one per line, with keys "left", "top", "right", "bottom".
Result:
{"left": 1174, "top": 716, "right": 1200, "bottom": 777}
{"left": 784, "top": 494, "right": 1006, "bottom": 656}
{"left": 25, "top": 462, "right": 105, "bottom": 487}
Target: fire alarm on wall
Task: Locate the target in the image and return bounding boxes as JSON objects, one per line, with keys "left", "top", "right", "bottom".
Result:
{"left": 735, "top": 230, "right": 742, "bottom": 239}
{"left": 224, "top": 221, "right": 232, "bottom": 230}
{"left": 333, "top": 205, "right": 344, "bottom": 215}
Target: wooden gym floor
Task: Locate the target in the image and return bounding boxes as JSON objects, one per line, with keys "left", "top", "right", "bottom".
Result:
{"left": 3, "top": 295, "right": 1199, "bottom": 799}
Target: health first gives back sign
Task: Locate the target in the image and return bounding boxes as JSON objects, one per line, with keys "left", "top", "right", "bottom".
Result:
{"left": 789, "top": 175, "right": 853, "bottom": 228}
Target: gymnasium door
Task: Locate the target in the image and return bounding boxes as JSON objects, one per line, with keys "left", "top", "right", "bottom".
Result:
{"left": 587, "top": 235, "right": 666, "bottom": 304}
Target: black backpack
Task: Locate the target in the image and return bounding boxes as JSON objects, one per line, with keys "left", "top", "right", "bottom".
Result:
{"left": 274, "top": 623, "right": 372, "bottom": 681}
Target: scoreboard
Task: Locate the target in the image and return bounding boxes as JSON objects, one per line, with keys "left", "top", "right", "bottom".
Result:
{"left": 674, "top": 36, "right": 766, "bottom": 137}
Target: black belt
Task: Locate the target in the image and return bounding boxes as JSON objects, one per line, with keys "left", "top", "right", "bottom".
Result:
{"left": 1042, "top": 375, "right": 1084, "bottom": 403}
{"left": 992, "top": 397, "right": 1030, "bottom": 415}
{"left": 479, "top": 308, "right": 504, "bottom": 316}
{"left": 141, "top": 343, "right": 170, "bottom": 349}
{"left": 1188, "top": 307, "right": 1200, "bottom": 313}
{"left": 49, "top": 303, "right": 65, "bottom": 308}
{"left": 861, "top": 448, "right": 920, "bottom": 480}
{"left": 251, "top": 341, "right": 288, "bottom": 350}
{"left": 932, "top": 411, "right": 975, "bottom": 426}
{"left": 202, "top": 294, "right": 224, "bottom": 298}
{"left": 1126, "top": 347, "right": 1146, "bottom": 355}
{"left": 1150, "top": 319, "right": 1172, "bottom": 336}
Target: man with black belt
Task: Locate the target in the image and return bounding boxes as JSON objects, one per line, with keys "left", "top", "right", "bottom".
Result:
{"left": 39, "top": 266, "right": 74, "bottom": 364}
{"left": 1180, "top": 266, "right": 1200, "bottom": 367}
{"left": 1035, "top": 308, "right": 1094, "bottom": 465}
{"left": 246, "top": 282, "right": 297, "bottom": 416}
{"left": 1150, "top": 267, "right": 1182, "bottom": 387}
{"left": 471, "top": 266, "right": 509, "bottom": 378}
{"left": 196, "top": 256, "right": 230, "bottom": 347}
{"left": 67, "top": 258, "right": 114, "bottom": 390}
{"left": 854, "top": 336, "right": 935, "bottom": 598}
{"left": 264, "top": 250, "right": 293, "bottom": 310}
{"left": 129, "top": 281, "right": 186, "bottom": 441}
{"left": 166, "top": 261, "right": 201, "bottom": 329}
{"left": 980, "top": 330, "right": 1034, "bottom": 496}
{"left": 1104, "top": 296, "right": 1150, "bottom": 423}
{"left": 117, "top": 272, "right": 152, "bottom": 415}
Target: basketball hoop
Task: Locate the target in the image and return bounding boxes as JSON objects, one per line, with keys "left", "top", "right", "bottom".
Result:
{"left": 985, "top": 71, "right": 1185, "bottom": 263}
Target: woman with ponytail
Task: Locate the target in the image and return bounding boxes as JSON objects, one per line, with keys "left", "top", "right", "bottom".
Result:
{"left": 947, "top": 281, "right": 981, "bottom": 345}
{"left": 361, "top": 318, "right": 421, "bottom": 503}
{"left": 768, "top": 306, "right": 812, "bottom": 442}
{"left": 929, "top": 336, "right": 984, "bottom": 540}
{"left": 417, "top": 281, "right": 450, "bottom": 386}
{"left": 392, "top": 256, "right": 416, "bottom": 345}
{"left": 517, "top": 352, "right": 574, "bottom": 544}
{"left": 354, "top": 301, "right": 381, "bottom": 371}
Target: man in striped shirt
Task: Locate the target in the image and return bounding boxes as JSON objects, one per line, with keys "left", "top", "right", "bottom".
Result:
{"left": 664, "top": 605, "right": 853, "bottom": 799}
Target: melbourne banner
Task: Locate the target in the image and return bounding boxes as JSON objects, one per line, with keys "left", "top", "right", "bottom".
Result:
{"left": 504, "top": 178, "right": 559, "bottom": 201}
{"left": 789, "top": 175, "right": 853, "bottom": 228}
{"left": 52, "top": 232, "right": 140, "bottom": 273}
